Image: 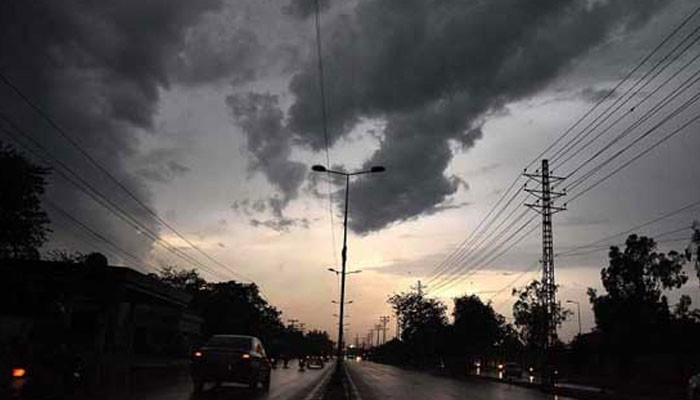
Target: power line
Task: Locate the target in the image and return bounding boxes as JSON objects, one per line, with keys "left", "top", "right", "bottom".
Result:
{"left": 45, "top": 200, "right": 156, "bottom": 272}
{"left": 558, "top": 236, "right": 692, "bottom": 259}
{"left": 0, "top": 70, "right": 251, "bottom": 283}
{"left": 426, "top": 5, "right": 700, "bottom": 292}
{"left": 487, "top": 261, "right": 540, "bottom": 304}
{"left": 427, "top": 188, "right": 526, "bottom": 286}
{"left": 549, "top": 22, "right": 700, "bottom": 167}
{"left": 430, "top": 204, "right": 531, "bottom": 291}
{"left": 559, "top": 53, "right": 700, "bottom": 184}
{"left": 556, "top": 199, "right": 700, "bottom": 257}
{"left": 433, "top": 215, "right": 539, "bottom": 295}
{"left": 567, "top": 107, "right": 700, "bottom": 203}
{"left": 313, "top": 0, "right": 339, "bottom": 269}
{"left": 553, "top": 31, "right": 700, "bottom": 174}
{"left": 424, "top": 173, "right": 525, "bottom": 285}
{"left": 0, "top": 116, "right": 230, "bottom": 281}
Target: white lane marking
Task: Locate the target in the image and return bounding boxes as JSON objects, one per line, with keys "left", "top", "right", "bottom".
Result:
{"left": 344, "top": 363, "right": 363, "bottom": 400}
{"left": 302, "top": 365, "right": 334, "bottom": 400}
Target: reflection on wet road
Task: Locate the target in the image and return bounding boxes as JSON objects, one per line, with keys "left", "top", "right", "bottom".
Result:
{"left": 130, "top": 363, "right": 331, "bottom": 400}
{"left": 346, "top": 361, "right": 575, "bottom": 400}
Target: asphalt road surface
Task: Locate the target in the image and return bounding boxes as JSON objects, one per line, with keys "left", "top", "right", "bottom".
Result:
{"left": 126, "top": 363, "right": 332, "bottom": 400}
{"left": 346, "top": 361, "right": 577, "bottom": 400}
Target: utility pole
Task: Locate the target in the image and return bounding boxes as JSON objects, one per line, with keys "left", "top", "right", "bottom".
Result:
{"left": 375, "top": 324, "right": 382, "bottom": 347}
{"left": 411, "top": 280, "right": 427, "bottom": 295}
{"left": 367, "top": 329, "right": 374, "bottom": 348}
{"left": 524, "top": 159, "right": 566, "bottom": 387}
{"left": 310, "top": 164, "right": 385, "bottom": 370}
{"left": 379, "top": 316, "right": 390, "bottom": 344}
{"left": 355, "top": 333, "right": 359, "bottom": 348}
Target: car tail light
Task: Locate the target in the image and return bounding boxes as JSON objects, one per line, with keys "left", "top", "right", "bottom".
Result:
{"left": 12, "top": 368, "right": 27, "bottom": 378}
{"left": 241, "top": 353, "right": 251, "bottom": 359}
{"left": 193, "top": 351, "right": 203, "bottom": 358}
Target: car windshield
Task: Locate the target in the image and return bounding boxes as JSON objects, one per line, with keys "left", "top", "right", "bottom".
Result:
{"left": 205, "top": 336, "right": 252, "bottom": 350}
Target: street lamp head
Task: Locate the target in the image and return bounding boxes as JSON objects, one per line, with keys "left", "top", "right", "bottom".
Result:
{"left": 328, "top": 268, "right": 338, "bottom": 273}
{"left": 370, "top": 166, "right": 386, "bottom": 173}
{"left": 311, "top": 165, "right": 327, "bottom": 172}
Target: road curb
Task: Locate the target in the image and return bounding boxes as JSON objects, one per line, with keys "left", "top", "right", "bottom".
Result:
{"left": 343, "top": 363, "right": 362, "bottom": 400}
{"left": 304, "top": 364, "right": 335, "bottom": 400}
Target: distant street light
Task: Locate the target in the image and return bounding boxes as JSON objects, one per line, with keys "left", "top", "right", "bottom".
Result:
{"left": 566, "top": 300, "right": 582, "bottom": 336}
{"left": 312, "top": 164, "right": 385, "bottom": 365}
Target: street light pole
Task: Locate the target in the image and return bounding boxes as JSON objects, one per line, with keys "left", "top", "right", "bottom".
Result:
{"left": 567, "top": 300, "right": 582, "bottom": 336}
{"left": 311, "top": 164, "right": 385, "bottom": 367}
{"left": 338, "top": 173, "right": 350, "bottom": 362}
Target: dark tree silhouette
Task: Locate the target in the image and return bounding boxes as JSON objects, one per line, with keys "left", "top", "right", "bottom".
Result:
{"left": 689, "top": 221, "right": 700, "bottom": 287}
{"left": 0, "top": 142, "right": 50, "bottom": 259}
{"left": 388, "top": 291, "right": 447, "bottom": 365}
{"left": 512, "top": 280, "right": 570, "bottom": 350}
{"left": 588, "top": 234, "right": 687, "bottom": 341}
{"left": 153, "top": 266, "right": 208, "bottom": 294}
{"left": 451, "top": 295, "right": 510, "bottom": 357}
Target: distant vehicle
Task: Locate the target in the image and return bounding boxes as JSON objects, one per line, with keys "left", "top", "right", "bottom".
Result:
{"left": 307, "top": 356, "right": 325, "bottom": 369}
{"left": 190, "top": 335, "right": 272, "bottom": 393}
{"left": 502, "top": 362, "right": 524, "bottom": 379}
{"left": 689, "top": 372, "right": 700, "bottom": 400}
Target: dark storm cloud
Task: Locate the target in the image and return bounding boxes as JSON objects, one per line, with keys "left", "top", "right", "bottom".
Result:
{"left": 0, "top": 0, "right": 221, "bottom": 256}
{"left": 172, "top": 13, "right": 260, "bottom": 86}
{"left": 226, "top": 92, "right": 307, "bottom": 219}
{"left": 281, "top": 0, "right": 671, "bottom": 234}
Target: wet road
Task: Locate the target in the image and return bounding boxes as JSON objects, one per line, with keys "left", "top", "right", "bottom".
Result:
{"left": 346, "top": 361, "right": 576, "bottom": 400}
{"left": 128, "top": 363, "right": 332, "bottom": 400}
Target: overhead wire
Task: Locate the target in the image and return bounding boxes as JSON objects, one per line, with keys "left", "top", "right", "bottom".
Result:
{"left": 549, "top": 22, "right": 700, "bottom": 167}
{"left": 429, "top": 203, "right": 531, "bottom": 291}
{"left": 313, "top": 0, "right": 340, "bottom": 269}
{"left": 558, "top": 50, "right": 700, "bottom": 184}
{"left": 567, "top": 103, "right": 700, "bottom": 203}
{"left": 45, "top": 200, "right": 156, "bottom": 273}
{"left": 426, "top": 184, "right": 526, "bottom": 284}
{"left": 426, "top": 5, "right": 700, "bottom": 295}
{"left": 556, "top": 198, "right": 700, "bottom": 257}
{"left": 0, "top": 70, "right": 252, "bottom": 283}
{"left": 0, "top": 116, "right": 230, "bottom": 281}
{"left": 434, "top": 217, "right": 540, "bottom": 295}
{"left": 526, "top": 2, "right": 700, "bottom": 171}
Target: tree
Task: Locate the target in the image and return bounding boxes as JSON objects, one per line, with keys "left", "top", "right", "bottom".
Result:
{"left": 154, "top": 268, "right": 287, "bottom": 355}
{"left": 0, "top": 142, "right": 50, "bottom": 259}
{"left": 587, "top": 234, "right": 687, "bottom": 355}
{"left": 388, "top": 291, "right": 447, "bottom": 364}
{"left": 153, "top": 266, "right": 207, "bottom": 294}
{"left": 512, "top": 280, "right": 570, "bottom": 350}
{"left": 688, "top": 221, "right": 700, "bottom": 287}
{"left": 588, "top": 235, "right": 687, "bottom": 332}
{"left": 451, "top": 295, "right": 507, "bottom": 357}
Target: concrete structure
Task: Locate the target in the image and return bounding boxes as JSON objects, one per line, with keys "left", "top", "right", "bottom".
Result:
{"left": 0, "top": 259, "right": 202, "bottom": 391}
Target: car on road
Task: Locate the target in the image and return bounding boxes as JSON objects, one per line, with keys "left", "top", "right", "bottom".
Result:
{"left": 191, "top": 335, "right": 272, "bottom": 393}
{"left": 307, "top": 356, "right": 324, "bottom": 369}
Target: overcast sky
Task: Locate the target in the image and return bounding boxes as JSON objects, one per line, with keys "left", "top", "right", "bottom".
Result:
{"left": 1, "top": 0, "right": 700, "bottom": 342}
